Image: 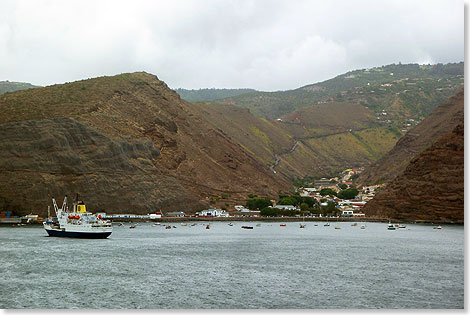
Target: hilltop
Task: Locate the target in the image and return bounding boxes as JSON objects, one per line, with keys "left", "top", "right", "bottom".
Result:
{"left": 0, "top": 81, "right": 40, "bottom": 94}
{"left": 212, "top": 62, "right": 463, "bottom": 120}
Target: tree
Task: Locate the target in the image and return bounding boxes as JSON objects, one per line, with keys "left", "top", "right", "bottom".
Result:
{"left": 301, "top": 196, "right": 316, "bottom": 207}
{"left": 245, "top": 198, "right": 272, "bottom": 210}
{"left": 300, "top": 203, "right": 309, "bottom": 212}
{"left": 321, "top": 202, "right": 338, "bottom": 216}
{"left": 320, "top": 188, "right": 337, "bottom": 197}
{"left": 260, "top": 207, "right": 277, "bottom": 217}
{"left": 278, "top": 196, "right": 297, "bottom": 205}
{"left": 337, "top": 188, "right": 359, "bottom": 200}
{"left": 338, "top": 183, "right": 348, "bottom": 190}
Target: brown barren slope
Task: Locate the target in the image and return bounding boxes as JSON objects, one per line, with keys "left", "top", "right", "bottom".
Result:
{"left": 363, "top": 122, "right": 464, "bottom": 223}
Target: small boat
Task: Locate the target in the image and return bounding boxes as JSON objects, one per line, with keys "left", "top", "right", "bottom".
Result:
{"left": 360, "top": 225, "right": 366, "bottom": 229}
{"left": 152, "top": 223, "right": 160, "bottom": 227}
{"left": 172, "top": 226, "right": 177, "bottom": 229}
{"left": 129, "top": 225, "right": 137, "bottom": 229}
{"left": 314, "top": 224, "right": 318, "bottom": 226}
{"left": 398, "top": 224, "right": 406, "bottom": 229}
{"left": 324, "top": 222, "right": 330, "bottom": 227}
{"left": 241, "top": 226, "right": 253, "bottom": 229}
{"left": 299, "top": 223, "right": 306, "bottom": 228}
{"left": 280, "top": 224, "right": 286, "bottom": 227}
{"left": 191, "top": 223, "right": 197, "bottom": 226}
{"left": 206, "top": 224, "right": 210, "bottom": 229}
{"left": 351, "top": 223, "right": 358, "bottom": 226}
{"left": 387, "top": 224, "right": 396, "bottom": 230}
{"left": 180, "top": 223, "right": 187, "bottom": 226}
{"left": 228, "top": 223, "right": 234, "bottom": 226}
{"left": 434, "top": 225, "right": 442, "bottom": 230}
{"left": 256, "top": 223, "right": 261, "bottom": 227}
{"left": 119, "top": 222, "right": 125, "bottom": 227}
{"left": 165, "top": 225, "right": 171, "bottom": 229}
{"left": 334, "top": 226, "right": 341, "bottom": 229}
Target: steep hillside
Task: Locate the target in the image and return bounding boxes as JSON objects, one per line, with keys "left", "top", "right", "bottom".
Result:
{"left": 0, "top": 81, "right": 40, "bottom": 94}
{"left": 359, "top": 90, "right": 464, "bottom": 185}
{"left": 363, "top": 122, "right": 464, "bottom": 223}
{"left": 0, "top": 73, "right": 290, "bottom": 216}
{"left": 194, "top": 103, "right": 293, "bottom": 168}
{"left": 175, "top": 88, "right": 257, "bottom": 102}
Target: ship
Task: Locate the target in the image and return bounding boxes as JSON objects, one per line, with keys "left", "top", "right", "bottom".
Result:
{"left": 43, "top": 195, "right": 112, "bottom": 239}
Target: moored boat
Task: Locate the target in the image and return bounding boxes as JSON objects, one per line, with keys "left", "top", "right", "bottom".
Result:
{"left": 43, "top": 195, "right": 112, "bottom": 239}
{"left": 241, "top": 226, "right": 253, "bottom": 229}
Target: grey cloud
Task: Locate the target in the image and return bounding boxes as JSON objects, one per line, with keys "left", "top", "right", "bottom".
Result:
{"left": 0, "top": 0, "right": 463, "bottom": 91}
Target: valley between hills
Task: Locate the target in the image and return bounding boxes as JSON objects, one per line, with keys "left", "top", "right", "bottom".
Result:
{"left": 0, "top": 62, "right": 464, "bottom": 222}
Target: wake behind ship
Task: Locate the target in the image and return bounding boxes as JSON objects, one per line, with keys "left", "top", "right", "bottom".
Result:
{"left": 43, "top": 195, "right": 112, "bottom": 238}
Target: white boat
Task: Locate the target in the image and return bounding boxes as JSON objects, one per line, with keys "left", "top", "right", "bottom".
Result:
{"left": 299, "top": 223, "right": 306, "bottom": 228}
{"left": 43, "top": 196, "right": 112, "bottom": 239}
{"left": 360, "top": 225, "right": 366, "bottom": 229}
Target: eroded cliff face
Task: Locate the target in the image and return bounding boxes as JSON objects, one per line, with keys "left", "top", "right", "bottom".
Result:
{"left": 0, "top": 118, "right": 199, "bottom": 215}
{"left": 0, "top": 73, "right": 290, "bottom": 216}
{"left": 363, "top": 123, "right": 464, "bottom": 223}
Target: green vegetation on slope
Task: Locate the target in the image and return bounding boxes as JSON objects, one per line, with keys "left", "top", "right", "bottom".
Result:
{"left": 213, "top": 62, "right": 463, "bottom": 120}
{"left": 175, "top": 88, "right": 257, "bottom": 102}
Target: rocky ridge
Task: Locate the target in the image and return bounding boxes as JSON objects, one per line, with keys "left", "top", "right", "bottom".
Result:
{"left": 363, "top": 121, "right": 464, "bottom": 223}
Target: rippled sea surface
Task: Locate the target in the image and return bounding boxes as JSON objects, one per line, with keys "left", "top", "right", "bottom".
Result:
{"left": 0, "top": 221, "right": 464, "bottom": 309}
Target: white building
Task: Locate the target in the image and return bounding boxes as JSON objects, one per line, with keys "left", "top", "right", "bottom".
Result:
{"left": 274, "top": 205, "right": 297, "bottom": 211}
{"left": 148, "top": 211, "right": 163, "bottom": 219}
{"left": 197, "top": 209, "right": 229, "bottom": 217}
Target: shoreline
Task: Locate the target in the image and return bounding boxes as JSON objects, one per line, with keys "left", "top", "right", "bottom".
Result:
{"left": 3, "top": 216, "right": 462, "bottom": 225}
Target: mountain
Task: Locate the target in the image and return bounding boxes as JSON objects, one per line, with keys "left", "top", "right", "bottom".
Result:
{"left": 204, "top": 62, "right": 463, "bottom": 180}
{"left": 0, "top": 73, "right": 290, "bottom": 216}
{"left": 0, "top": 81, "right": 40, "bottom": 94}
{"left": 358, "top": 90, "right": 464, "bottom": 185}
{"left": 213, "top": 62, "right": 463, "bottom": 120}
{"left": 362, "top": 122, "right": 464, "bottom": 223}
{"left": 175, "top": 88, "right": 257, "bottom": 102}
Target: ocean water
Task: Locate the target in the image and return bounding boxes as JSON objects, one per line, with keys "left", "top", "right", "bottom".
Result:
{"left": 0, "top": 221, "right": 464, "bottom": 309}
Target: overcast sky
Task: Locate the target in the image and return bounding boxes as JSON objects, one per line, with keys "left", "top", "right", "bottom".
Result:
{"left": 0, "top": 0, "right": 464, "bottom": 91}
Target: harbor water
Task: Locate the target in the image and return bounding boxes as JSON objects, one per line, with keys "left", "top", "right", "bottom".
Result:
{"left": 0, "top": 221, "right": 464, "bottom": 309}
